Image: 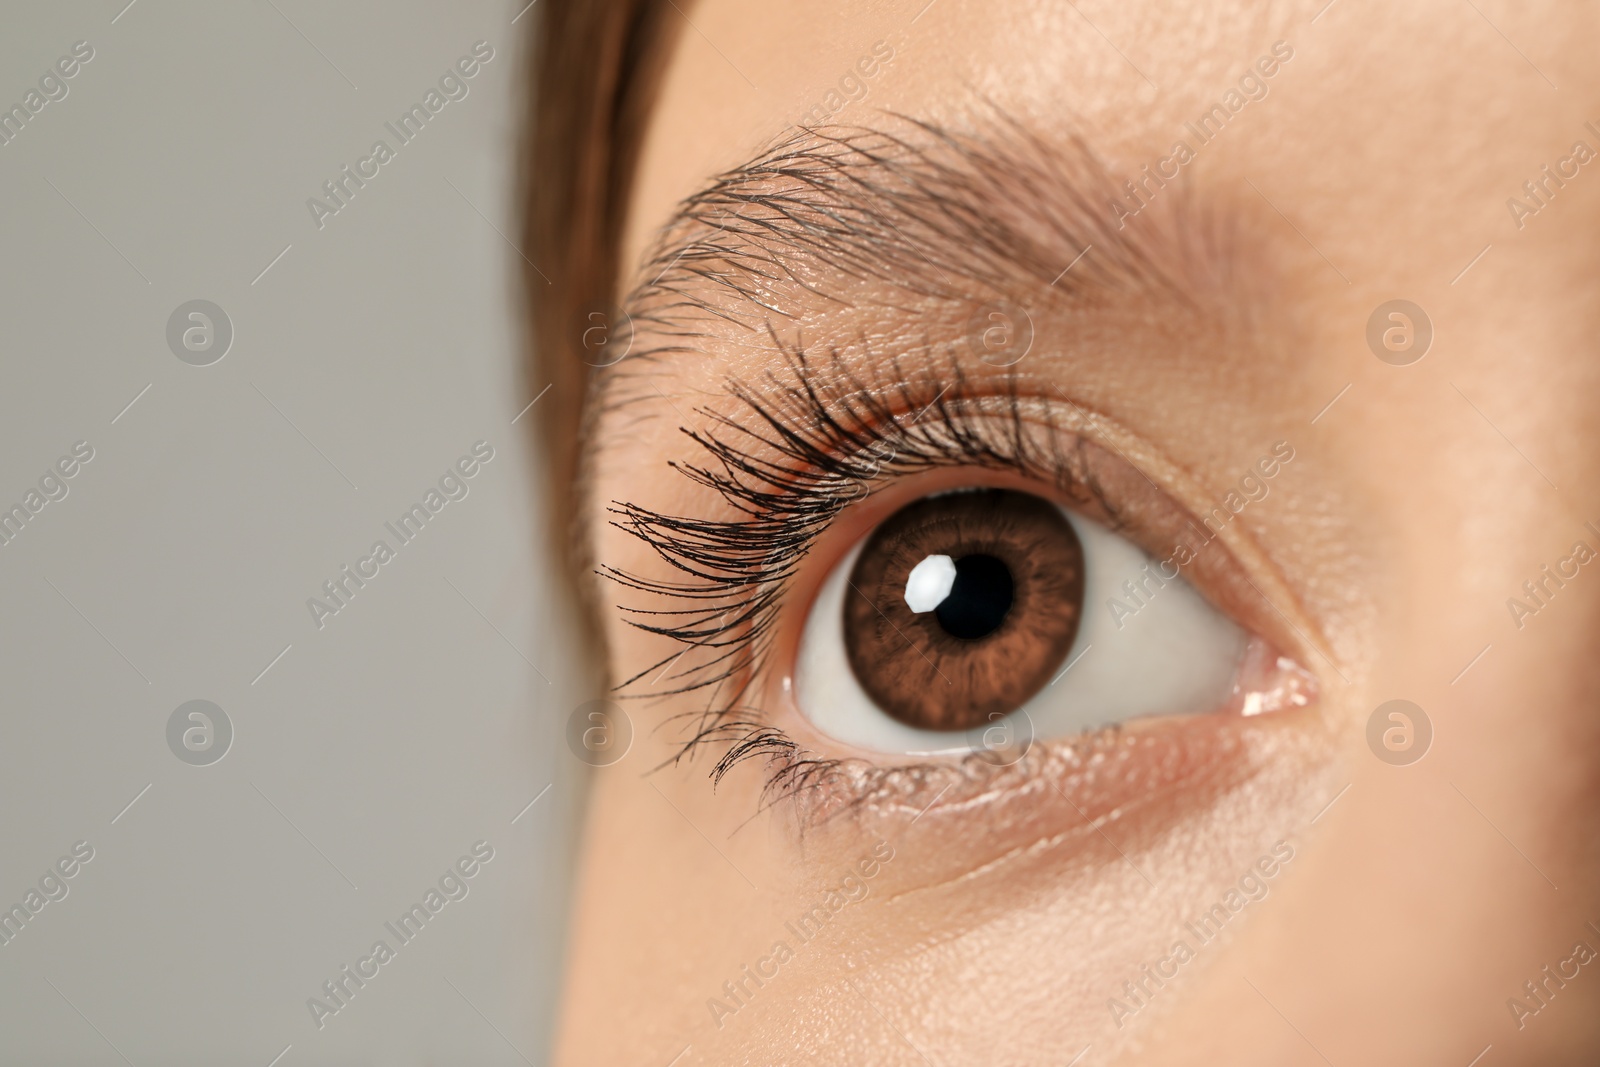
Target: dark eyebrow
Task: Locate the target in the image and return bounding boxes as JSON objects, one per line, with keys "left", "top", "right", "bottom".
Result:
{"left": 607, "top": 113, "right": 1236, "bottom": 373}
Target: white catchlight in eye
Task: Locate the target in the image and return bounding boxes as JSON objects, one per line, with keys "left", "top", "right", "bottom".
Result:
{"left": 903, "top": 554, "right": 957, "bottom": 613}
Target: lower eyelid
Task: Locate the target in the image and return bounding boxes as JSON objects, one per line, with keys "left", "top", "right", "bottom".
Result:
{"left": 774, "top": 707, "right": 1298, "bottom": 888}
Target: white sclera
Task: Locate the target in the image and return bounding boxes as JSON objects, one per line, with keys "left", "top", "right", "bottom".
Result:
{"left": 794, "top": 505, "right": 1247, "bottom": 754}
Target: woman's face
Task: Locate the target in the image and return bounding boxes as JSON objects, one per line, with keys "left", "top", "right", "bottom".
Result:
{"left": 556, "top": 2, "right": 1600, "bottom": 1062}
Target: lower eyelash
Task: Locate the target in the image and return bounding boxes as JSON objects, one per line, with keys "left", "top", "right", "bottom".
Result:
{"left": 602, "top": 344, "right": 1123, "bottom": 808}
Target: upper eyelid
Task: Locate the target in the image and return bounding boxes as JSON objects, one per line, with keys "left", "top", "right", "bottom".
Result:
{"left": 1014, "top": 399, "right": 1329, "bottom": 664}
{"left": 766, "top": 394, "right": 1331, "bottom": 697}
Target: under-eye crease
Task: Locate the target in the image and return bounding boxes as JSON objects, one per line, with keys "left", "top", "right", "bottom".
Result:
{"left": 601, "top": 348, "right": 1318, "bottom": 820}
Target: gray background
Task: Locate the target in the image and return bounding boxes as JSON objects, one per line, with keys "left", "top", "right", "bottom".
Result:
{"left": 0, "top": 2, "right": 588, "bottom": 1063}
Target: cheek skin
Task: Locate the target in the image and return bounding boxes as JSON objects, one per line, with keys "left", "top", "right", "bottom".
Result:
{"left": 571, "top": 713, "right": 1336, "bottom": 1065}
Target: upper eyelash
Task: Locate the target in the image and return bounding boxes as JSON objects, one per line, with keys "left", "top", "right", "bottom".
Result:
{"left": 601, "top": 341, "right": 1122, "bottom": 808}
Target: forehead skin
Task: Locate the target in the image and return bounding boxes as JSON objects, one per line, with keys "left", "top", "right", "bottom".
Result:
{"left": 558, "top": 2, "right": 1600, "bottom": 1065}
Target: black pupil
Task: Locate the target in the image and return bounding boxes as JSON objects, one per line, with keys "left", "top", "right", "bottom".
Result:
{"left": 934, "top": 554, "right": 1014, "bottom": 640}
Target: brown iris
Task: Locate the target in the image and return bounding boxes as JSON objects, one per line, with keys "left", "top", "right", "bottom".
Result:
{"left": 843, "top": 489, "right": 1086, "bottom": 731}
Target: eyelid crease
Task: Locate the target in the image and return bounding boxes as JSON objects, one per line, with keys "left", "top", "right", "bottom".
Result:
{"left": 1016, "top": 390, "right": 1334, "bottom": 678}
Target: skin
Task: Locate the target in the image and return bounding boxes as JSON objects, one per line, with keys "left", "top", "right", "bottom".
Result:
{"left": 554, "top": 1, "right": 1600, "bottom": 1063}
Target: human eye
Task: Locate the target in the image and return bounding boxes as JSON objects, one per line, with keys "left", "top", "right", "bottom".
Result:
{"left": 604, "top": 355, "right": 1319, "bottom": 821}
{"left": 793, "top": 481, "right": 1298, "bottom": 758}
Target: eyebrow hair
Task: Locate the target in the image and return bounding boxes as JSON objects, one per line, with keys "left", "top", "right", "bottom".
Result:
{"left": 605, "top": 112, "right": 1237, "bottom": 380}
